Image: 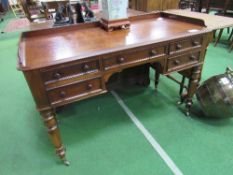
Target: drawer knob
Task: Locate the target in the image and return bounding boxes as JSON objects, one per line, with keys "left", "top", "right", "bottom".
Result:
{"left": 150, "top": 50, "right": 157, "bottom": 56}
{"left": 83, "top": 64, "right": 90, "bottom": 71}
{"left": 87, "top": 83, "right": 93, "bottom": 90}
{"left": 190, "top": 55, "right": 197, "bottom": 61}
{"left": 60, "top": 91, "right": 66, "bottom": 98}
{"left": 118, "top": 57, "right": 125, "bottom": 63}
{"left": 54, "top": 72, "right": 61, "bottom": 79}
{"left": 192, "top": 41, "right": 200, "bottom": 46}
{"left": 176, "top": 44, "right": 182, "bottom": 50}
{"left": 173, "top": 60, "right": 180, "bottom": 65}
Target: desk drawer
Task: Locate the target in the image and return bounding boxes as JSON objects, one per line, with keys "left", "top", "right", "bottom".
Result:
{"left": 170, "top": 36, "right": 202, "bottom": 54}
{"left": 42, "top": 60, "right": 100, "bottom": 82}
{"left": 103, "top": 46, "right": 166, "bottom": 70}
{"left": 167, "top": 52, "right": 201, "bottom": 72}
{"left": 47, "top": 77, "right": 103, "bottom": 103}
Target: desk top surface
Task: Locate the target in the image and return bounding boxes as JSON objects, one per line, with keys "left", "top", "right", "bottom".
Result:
{"left": 18, "top": 12, "right": 209, "bottom": 71}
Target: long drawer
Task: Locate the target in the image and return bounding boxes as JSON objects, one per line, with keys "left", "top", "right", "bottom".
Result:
{"left": 103, "top": 46, "right": 166, "bottom": 70}
{"left": 167, "top": 51, "right": 201, "bottom": 72}
{"left": 41, "top": 60, "right": 100, "bottom": 83}
{"left": 47, "top": 77, "right": 103, "bottom": 104}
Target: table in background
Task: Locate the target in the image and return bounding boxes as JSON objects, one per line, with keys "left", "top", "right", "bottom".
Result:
{"left": 197, "top": 0, "right": 233, "bottom": 13}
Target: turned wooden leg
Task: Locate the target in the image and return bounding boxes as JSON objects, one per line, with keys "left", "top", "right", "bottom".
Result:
{"left": 185, "top": 66, "right": 202, "bottom": 116}
{"left": 228, "top": 28, "right": 233, "bottom": 41}
{"left": 213, "top": 30, "right": 216, "bottom": 40}
{"left": 40, "top": 110, "right": 70, "bottom": 166}
{"left": 179, "top": 76, "right": 186, "bottom": 96}
{"left": 155, "top": 69, "right": 160, "bottom": 89}
{"left": 230, "top": 41, "right": 233, "bottom": 52}
{"left": 214, "top": 29, "right": 223, "bottom": 47}
{"left": 177, "top": 75, "right": 187, "bottom": 105}
{"left": 153, "top": 63, "right": 161, "bottom": 89}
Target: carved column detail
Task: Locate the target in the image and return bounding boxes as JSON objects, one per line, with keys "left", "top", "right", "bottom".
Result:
{"left": 40, "top": 111, "right": 70, "bottom": 166}
{"left": 185, "top": 65, "right": 202, "bottom": 115}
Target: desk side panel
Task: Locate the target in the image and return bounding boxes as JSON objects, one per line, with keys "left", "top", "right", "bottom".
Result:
{"left": 23, "top": 70, "right": 51, "bottom": 112}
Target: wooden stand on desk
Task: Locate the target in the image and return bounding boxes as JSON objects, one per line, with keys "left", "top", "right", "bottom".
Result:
{"left": 100, "top": 18, "right": 130, "bottom": 32}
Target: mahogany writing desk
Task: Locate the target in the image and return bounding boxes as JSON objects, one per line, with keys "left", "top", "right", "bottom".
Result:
{"left": 17, "top": 11, "right": 233, "bottom": 165}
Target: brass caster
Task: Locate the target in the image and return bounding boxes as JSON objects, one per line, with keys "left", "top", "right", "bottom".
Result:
{"left": 63, "top": 159, "right": 70, "bottom": 166}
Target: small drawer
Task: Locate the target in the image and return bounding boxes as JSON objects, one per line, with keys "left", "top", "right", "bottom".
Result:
{"left": 170, "top": 36, "right": 202, "bottom": 54}
{"left": 167, "top": 52, "right": 200, "bottom": 72}
{"left": 42, "top": 60, "right": 100, "bottom": 82}
{"left": 47, "top": 78, "right": 103, "bottom": 103}
{"left": 103, "top": 46, "right": 166, "bottom": 70}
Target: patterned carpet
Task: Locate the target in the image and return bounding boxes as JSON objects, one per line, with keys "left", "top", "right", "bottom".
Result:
{"left": 3, "top": 17, "right": 30, "bottom": 32}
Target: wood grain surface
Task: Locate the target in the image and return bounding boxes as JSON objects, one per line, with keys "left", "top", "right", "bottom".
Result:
{"left": 18, "top": 12, "right": 206, "bottom": 70}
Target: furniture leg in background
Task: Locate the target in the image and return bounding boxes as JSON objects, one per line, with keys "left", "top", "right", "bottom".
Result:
{"left": 229, "top": 28, "right": 233, "bottom": 52}
{"left": 228, "top": 28, "right": 233, "bottom": 41}
{"left": 230, "top": 37, "right": 233, "bottom": 52}
{"left": 0, "top": 2, "right": 4, "bottom": 12}
{"left": 0, "top": 2, "right": 4, "bottom": 22}
{"left": 214, "top": 28, "right": 223, "bottom": 46}
{"left": 0, "top": 13, "right": 3, "bottom": 22}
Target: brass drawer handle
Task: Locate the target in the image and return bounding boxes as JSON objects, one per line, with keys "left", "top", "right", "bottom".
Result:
{"left": 192, "top": 41, "right": 200, "bottom": 46}
{"left": 117, "top": 57, "right": 125, "bottom": 63}
{"left": 83, "top": 64, "right": 90, "bottom": 71}
{"left": 86, "top": 83, "right": 93, "bottom": 90}
{"left": 173, "top": 59, "right": 180, "bottom": 65}
{"left": 53, "top": 72, "right": 61, "bottom": 79}
{"left": 150, "top": 50, "right": 157, "bottom": 56}
{"left": 176, "top": 44, "right": 182, "bottom": 50}
{"left": 60, "top": 91, "right": 66, "bottom": 98}
{"left": 190, "top": 55, "right": 197, "bottom": 61}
